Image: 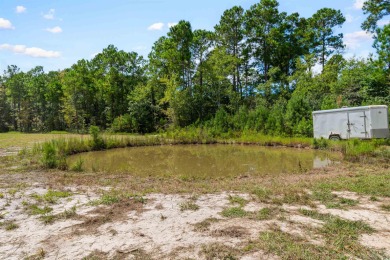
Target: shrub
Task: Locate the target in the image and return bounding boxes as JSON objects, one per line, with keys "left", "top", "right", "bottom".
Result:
{"left": 89, "top": 125, "right": 106, "bottom": 150}
{"left": 41, "top": 142, "right": 58, "bottom": 169}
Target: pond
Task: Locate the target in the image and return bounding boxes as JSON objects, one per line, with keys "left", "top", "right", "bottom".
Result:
{"left": 67, "top": 145, "right": 340, "bottom": 178}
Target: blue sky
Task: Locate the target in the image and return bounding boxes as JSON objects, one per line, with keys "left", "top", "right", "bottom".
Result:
{"left": 0, "top": 0, "right": 385, "bottom": 72}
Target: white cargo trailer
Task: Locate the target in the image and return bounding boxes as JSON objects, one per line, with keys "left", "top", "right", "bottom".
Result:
{"left": 312, "top": 105, "right": 389, "bottom": 140}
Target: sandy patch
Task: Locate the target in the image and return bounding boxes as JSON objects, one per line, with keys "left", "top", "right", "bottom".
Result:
{"left": 0, "top": 187, "right": 389, "bottom": 259}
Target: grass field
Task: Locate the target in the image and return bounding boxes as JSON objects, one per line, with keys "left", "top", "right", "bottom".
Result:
{"left": 0, "top": 132, "right": 87, "bottom": 149}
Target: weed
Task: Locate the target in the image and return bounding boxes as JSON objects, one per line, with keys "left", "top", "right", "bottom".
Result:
{"left": 370, "top": 196, "right": 379, "bottom": 201}
{"left": 180, "top": 201, "right": 200, "bottom": 211}
{"left": 221, "top": 207, "right": 247, "bottom": 218}
{"left": 258, "top": 229, "right": 342, "bottom": 259}
{"left": 25, "top": 248, "right": 46, "bottom": 260}
{"left": 380, "top": 204, "right": 390, "bottom": 211}
{"left": 28, "top": 204, "right": 53, "bottom": 215}
{"left": 89, "top": 125, "right": 106, "bottom": 150}
{"left": 60, "top": 206, "right": 77, "bottom": 219}
{"left": 40, "top": 214, "right": 56, "bottom": 224}
{"left": 8, "top": 188, "right": 18, "bottom": 196}
{"left": 193, "top": 218, "right": 220, "bottom": 232}
{"left": 33, "top": 190, "right": 71, "bottom": 204}
{"left": 212, "top": 226, "right": 248, "bottom": 238}
{"left": 252, "top": 187, "right": 272, "bottom": 202}
{"left": 228, "top": 195, "right": 248, "bottom": 207}
{"left": 314, "top": 172, "right": 390, "bottom": 198}
{"left": 254, "top": 207, "right": 282, "bottom": 220}
{"left": 299, "top": 209, "right": 381, "bottom": 258}
{"left": 200, "top": 243, "right": 240, "bottom": 260}
{"left": 41, "top": 142, "right": 57, "bottom": 168}
{"left": 0, "top": 193, "right": 3, "bottom": 199}
{"left": 70, "top": 157, "right": 84, "bottom": 172}
{"left": 4, "top": 221, "right": 19, "bottom": 231}
{"left": 100, "top": 194, "right": 120, "bottom": 205}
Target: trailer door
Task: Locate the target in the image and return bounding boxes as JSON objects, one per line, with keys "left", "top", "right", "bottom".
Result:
{"left": 347, "top": 111, "right": 368, "bottom": 138}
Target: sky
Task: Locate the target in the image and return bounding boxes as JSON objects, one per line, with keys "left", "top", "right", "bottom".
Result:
{"left": 0, "top": 0, "right": 387, "bottom": 73}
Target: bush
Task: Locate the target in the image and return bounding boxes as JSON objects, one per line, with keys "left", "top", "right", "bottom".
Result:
{"left": 42, "top": 142, "right": 58, "bottom": 169}
{"left": 89, "top": 125, "right": 106, "bottom": 150}
{"left": 111, "top": 114, "right": 135, "bottom": 133}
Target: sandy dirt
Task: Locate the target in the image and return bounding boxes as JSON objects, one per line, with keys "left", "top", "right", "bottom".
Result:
{"left": 1, "top": 184, "right": 389, "bottom": 259}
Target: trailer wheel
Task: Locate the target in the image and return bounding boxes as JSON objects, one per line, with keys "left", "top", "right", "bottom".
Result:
{"left": 329, "top": 135, "right": 341, "bottom": 141}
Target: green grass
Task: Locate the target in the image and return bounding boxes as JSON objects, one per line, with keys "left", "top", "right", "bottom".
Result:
{"left": 299, "top": 209, "right": 381, "bottom": 258}
{"left": 252, "top": 187, "right": 272, "bottom": 202}
{"left": 91, "top": 194, "right": 121, "bottom": 206}
{"left": 228, "top": 195, "right": 248, "bottom": 207}
{"left": 32, "top": 190, "right": 71, "bottom": 204}
{"left": 314, "top": 172, "right": 390, "bottom": 198}
{"left": 221, "top": 207, "right": 247, "bottom": 218}
{"left": 28, "top": 204, "right": 53, "bottom": 215}
{"left": 254, "top": 207, "right": 283, "bottom": 220}
{"left": 258, "top": 229, "right": 342, "bottom": 260}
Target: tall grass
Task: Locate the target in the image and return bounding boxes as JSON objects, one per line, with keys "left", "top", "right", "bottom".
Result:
{"left": 31, "top": 125, "right": 389, "bottom": 169}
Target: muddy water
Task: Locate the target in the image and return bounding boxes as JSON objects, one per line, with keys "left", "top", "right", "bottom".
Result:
{"left": 68, "top": 145, "right": 339, "bottom": 177}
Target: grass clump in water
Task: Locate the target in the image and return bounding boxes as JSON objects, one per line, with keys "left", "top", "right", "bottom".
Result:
{"left": 70, "top": 157, "right": 84, "bottom": 172}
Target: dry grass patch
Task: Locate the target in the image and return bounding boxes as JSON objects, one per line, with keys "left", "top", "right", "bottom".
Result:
{"left": 193, "top": 218, "right": 220, "bottom": 232}
{"left": 74, "top": 197, "right": 145, "bottom": 235}
{"left": 211, "top": 225, "right": 249, "bottom": 238}
{"left": 200, "top": 243, "right": 241, "bottom": 260}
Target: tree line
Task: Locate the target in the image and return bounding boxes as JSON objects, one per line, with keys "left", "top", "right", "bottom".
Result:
{"left": 0, "top": 0, "right": 389, "bottom": 136}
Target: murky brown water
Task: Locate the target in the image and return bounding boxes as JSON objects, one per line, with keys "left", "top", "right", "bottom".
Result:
{"left": 68, "top": 145, "right": 339, "bottom": 177}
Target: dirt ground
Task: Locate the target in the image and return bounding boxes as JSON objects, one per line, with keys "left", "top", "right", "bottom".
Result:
{"left": 1, "top": 182, "right": 389, "bottom": 260}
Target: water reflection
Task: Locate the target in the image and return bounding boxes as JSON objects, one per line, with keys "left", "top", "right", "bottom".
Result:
{"left": 68, "top": 145, "right": 339, "bottom": 177}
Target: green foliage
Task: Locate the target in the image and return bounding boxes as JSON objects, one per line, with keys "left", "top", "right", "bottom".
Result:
{"left": 89, "top": 126, "right": 106, "bottom": 150}
{"left": 41, "top": 142, "right": 58, "bottom": 169}
{"left": 110, "top": 114, "right": 134, "bottom": 133}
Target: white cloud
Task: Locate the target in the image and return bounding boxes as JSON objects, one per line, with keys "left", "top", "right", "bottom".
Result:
{"left": 353, "top": 0, "right": 364, "bottom": 10}
{"left": 46, "top": 26, "right": 62, "bottom": 34}
{"left": 344, "top": 31, "right": 373, "bottom": 50}
{"left": 0, "top": 44, "right": 61, "bottom": 58}
{"left": 378, "top": 20, "right": 390, "bottom": 26}
{"left": 345, "top": 14, "right": 354, "bottom": 23}
{"left": 0, "top": 18, "right": 14, "bottom": 29}
{"left": 168, "top": 22, "right": 178, "bottom": 28}
{"left": 43, "top": 9, "right": 55, "bottom": 20}
{"left": 16, "top": 6, "right": 26, "bottom": 14}
{"left": 148, "top": 22, "right": 164, "bottom": 31}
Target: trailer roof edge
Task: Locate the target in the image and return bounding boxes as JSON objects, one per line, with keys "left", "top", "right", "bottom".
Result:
{"left": 312, "top": 105, "right": 388, "bottom": 115}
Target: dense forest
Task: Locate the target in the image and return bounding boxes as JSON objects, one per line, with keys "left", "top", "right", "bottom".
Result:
{"left": 0, "top": 0, "right": 389, "bottom": 136}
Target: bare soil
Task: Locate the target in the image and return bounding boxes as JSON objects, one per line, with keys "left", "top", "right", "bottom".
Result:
{"left": 1, "top": 183, "right": 389, "bottom": 260}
